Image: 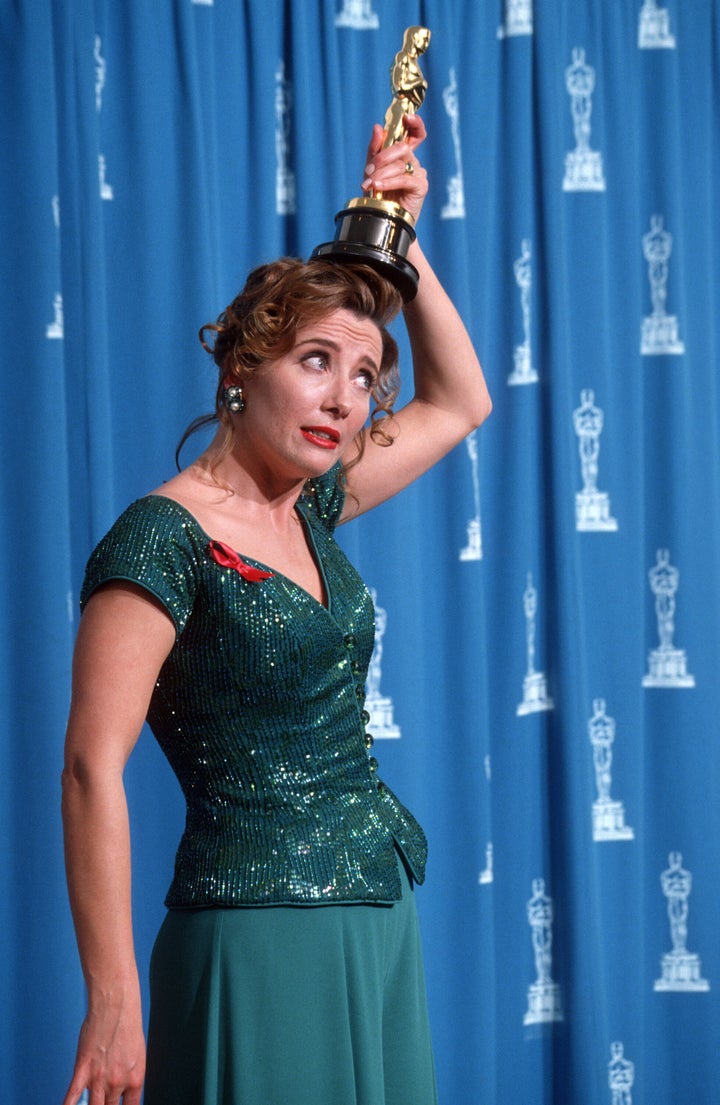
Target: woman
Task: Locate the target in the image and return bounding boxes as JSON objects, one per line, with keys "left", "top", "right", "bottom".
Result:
{"left": 61, "top": 117, "right": 491, "bottom": 1105}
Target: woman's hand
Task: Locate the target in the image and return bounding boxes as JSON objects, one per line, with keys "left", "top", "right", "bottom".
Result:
{"left": 361, "top": 115, "right": 428, "bottom": 224}
{"left": 62, "top": 986, "right": 145, "bottom": 1105}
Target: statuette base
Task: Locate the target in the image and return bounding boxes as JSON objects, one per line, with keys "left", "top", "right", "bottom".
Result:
{"left": 366, "top": 694, "right": 401, "bottom": 740}
{"left": 593, "top": 800, "right": 634, "bottom": 841}
{"left": 576, "top": 490, "right": 618, "bottom": 531}
{"left": 654, "top": 951, "right": 709, "bottom": 992}
{"left": 312, "top": 197, "right": 419, "bottom": 301}
{"left": 524, "top": 981, "right": 564, "bottom": 1025}
{"left": 459, "top": 516, "right": 482, "bottom": 562}
{"left": 639, "top": 8, "right": 675, "bottom": 49}
{"left": 563, "top": 149, "right": 605, "bottom": 192}
{"left": 641, "top": 314, "right": 685, "bottom": 355}
{"left": 643, "top": 647, "right": 695, "bottom": 687}
{"left": 508, "top": 341, "right": 537, "bottom": 386}
{"left": 517, "top": 671, "right": 554, "bottom": 716}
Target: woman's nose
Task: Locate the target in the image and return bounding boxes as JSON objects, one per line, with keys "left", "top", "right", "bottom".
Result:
{"left": 323, "top": 377, "right": 352, "bottom": 417}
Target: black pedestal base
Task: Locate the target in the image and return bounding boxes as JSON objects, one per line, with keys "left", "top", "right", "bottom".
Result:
{"left": 311, "top": 197, "right": 419, "bottom": 302}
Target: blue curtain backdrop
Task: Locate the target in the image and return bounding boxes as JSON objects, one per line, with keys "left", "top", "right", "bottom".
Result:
{"left": 2, "top": 1, "right": 719, "bottom": 1102}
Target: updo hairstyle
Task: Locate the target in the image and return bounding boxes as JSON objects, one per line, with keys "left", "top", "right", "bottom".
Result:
{"left": 176, "top": 257, "right": 404, "bottom": 471}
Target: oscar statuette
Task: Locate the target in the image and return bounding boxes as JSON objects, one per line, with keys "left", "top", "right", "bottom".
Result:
{"left": 311, "top": 26, "right": 431, "bottom": 302}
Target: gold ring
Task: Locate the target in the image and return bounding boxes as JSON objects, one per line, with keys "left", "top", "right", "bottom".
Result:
{"left": 404, "top": 161, "right": 414, "bottom": 175}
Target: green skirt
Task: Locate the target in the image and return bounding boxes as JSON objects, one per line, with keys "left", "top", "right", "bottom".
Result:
{"left": 144, "top": 851, "right": 438, "bottom": 1105}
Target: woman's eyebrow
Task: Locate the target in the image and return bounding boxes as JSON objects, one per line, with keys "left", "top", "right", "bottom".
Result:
{"left": 296, "top": 336, "right": 380, "bottom": 372}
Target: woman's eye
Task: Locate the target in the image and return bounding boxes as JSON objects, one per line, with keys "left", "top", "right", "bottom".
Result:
{"left": 356, "top": 370, "right": 375, "bottom": 391}
{"left": 304, "top": 353, "right": 328, "bottom": 372}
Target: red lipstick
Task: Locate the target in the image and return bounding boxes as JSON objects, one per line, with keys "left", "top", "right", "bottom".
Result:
{"left": 301, "top": 426, "right": 341, "bottom": 449}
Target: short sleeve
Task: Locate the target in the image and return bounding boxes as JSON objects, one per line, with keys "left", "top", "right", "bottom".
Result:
{"left": 301, "top": 462, "right": 346, "bottom": 532}
{"left": 80, "top": 497, "right": 204, "bottom": 637}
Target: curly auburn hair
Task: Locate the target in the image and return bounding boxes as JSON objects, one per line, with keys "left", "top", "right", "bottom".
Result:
{"left": 176, "top": 257, "right": 404, "bottom": 473}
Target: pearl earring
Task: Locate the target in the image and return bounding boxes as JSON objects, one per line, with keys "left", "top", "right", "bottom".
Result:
{"left": 223, "top": 384, "right": 245, "bottom": 413}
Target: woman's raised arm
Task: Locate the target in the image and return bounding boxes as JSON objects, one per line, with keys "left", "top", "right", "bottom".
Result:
{"left": 341, "top": 118, "right": 491, "bottom": 519}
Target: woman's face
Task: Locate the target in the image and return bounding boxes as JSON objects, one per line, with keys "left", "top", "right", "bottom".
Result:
{"left": 235, "top": 308, "right": 383, "bottom": 482}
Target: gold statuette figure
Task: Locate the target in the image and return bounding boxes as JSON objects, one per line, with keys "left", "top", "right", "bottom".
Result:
{"left": 311, "top": 26, "right": 431, "bottom": 301}
{"left": 382, "top": 26, "right": 431, "bottom": 148}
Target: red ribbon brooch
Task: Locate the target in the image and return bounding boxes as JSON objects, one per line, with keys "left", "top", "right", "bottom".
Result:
{"left": 207, "top": 540, "right": 274, "bottom": 582}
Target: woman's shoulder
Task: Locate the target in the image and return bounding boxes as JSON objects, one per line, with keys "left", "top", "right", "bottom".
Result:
{"left": 119, "top": 462, "right": 239, "bottom": 540}
{"left": 109, "top": 491, "right": 209, "bottom": 544}
{"left": 80, "top": 493, "right": 209, "bottom": 630}
{"left": 300, "top": 462, "right": 346, "bottom": 530}
{"left": 144, "top": 466, "right": 244, "bottom": 536}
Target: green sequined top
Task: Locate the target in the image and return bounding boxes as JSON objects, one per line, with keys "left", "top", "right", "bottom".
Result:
{"left": 80, "top": 465, "right": 427, "bottom": 907}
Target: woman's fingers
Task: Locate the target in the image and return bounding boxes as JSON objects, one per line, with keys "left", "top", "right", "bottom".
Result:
{"left": 401, "top": 113, "right": 427, "bottom": 149}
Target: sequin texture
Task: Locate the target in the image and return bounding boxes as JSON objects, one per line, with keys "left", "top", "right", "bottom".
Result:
{"left": 80, "top": 465, "right": 427, "bottom": 907}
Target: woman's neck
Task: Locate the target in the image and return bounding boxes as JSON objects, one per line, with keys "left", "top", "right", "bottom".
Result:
{"left": 191, "top": 442, "right": 306, "bottom": 522}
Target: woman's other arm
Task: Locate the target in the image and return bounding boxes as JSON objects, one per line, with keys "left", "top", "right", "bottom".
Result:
{"left": 61, "top": 584, "right": 175, "bottom": 1105}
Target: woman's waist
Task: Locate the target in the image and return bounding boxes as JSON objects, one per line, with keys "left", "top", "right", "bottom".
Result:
{"left": 166, "top": 782, "right": 428, "bottom": 907}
